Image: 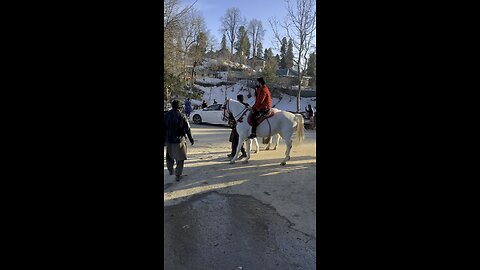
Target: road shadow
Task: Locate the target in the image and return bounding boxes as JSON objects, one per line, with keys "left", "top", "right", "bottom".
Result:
{"left": 164, "top": 155, "right": 316, "bottom": 194}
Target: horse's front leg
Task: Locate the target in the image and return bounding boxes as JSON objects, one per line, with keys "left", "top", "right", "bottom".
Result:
{"left": 254, "top": 138, "right": 259, "bottom": 153}
{"left": 244, "top": 139, "right": 251, "bottom": 163}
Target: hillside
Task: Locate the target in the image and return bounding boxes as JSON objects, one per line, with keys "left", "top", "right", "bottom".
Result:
{"left": 193, "top": 81, "right": 316, "bottom": 112}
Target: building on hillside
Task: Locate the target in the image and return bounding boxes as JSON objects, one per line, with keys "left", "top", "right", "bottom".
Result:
{"left": 248, "top": 56, "right": 266, "bottom": 72}
{"left": 276, "top": 68, "right": 312, "bottom": 88}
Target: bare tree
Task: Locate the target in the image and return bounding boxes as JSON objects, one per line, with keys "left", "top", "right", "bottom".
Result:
{"left": 269, "top": 0, "right": 316, "bottom": 112}
{"left": 248, "top": 19, "right": 266, "bottom": 59}
{"left": 220, "top": 7, "right": 245, "bottom": 59}
{"left": 206, "top": 30, "right": 218, "bottom": 53}
{"left": 164, "top": 0, "right": 198, "bottom": 102}
{"left": 179, "top": 9, "right": 206, "bottom": 83}
{"left": 164, "top": 0, "right": 197, "bottom": 33}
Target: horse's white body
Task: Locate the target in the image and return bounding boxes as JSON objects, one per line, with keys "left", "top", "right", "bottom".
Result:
{"left": 225, "top": 99, "right": 304, "bottom": 165}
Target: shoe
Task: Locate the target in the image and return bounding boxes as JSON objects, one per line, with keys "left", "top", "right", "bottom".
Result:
{"left": 175, "top": 175, "right": 182, "bottom": 181}
{"left": 227, "top": 154, "right": 234, "bottom": 158}
{"left": 168, "top": 170, "right": 173, "bottom": 175}
{"left": 247, "top": 133, "right": 256, "bottom": 139}
{"left": 238, "top": 154, "right": 247, "bottom": 160}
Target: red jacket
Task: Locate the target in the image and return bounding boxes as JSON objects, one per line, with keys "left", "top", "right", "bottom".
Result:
{"left": 253, "top": 85, "right": 272, "bottom": 111}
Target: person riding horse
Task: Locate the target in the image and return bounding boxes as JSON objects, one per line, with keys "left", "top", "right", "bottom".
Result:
{"left": 248, "top": 77, "right": 272, "bottom": 139}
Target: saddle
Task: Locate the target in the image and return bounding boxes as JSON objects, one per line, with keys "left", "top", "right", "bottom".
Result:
{"left": 247, "top": 108, "right": 277, "bottom": 126}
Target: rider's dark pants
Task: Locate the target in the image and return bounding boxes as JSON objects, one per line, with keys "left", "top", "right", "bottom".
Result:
{"left": 251, "top": 110, "right": 261, "bottom": 134}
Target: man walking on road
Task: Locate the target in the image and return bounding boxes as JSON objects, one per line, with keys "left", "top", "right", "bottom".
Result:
{"left": 164, "top": 100, "right": 194, "bottom": 181}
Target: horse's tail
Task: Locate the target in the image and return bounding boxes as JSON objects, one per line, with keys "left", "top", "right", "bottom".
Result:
{"left": 294, "top": 114, "right": 305, "bottom": 145}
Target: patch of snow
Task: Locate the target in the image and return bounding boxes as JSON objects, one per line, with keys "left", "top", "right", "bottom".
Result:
{"left": 197, "top": 83, "right": 316, "bottom": 112}
{"left": 196, "top": 77, "right": 224, "bottom": 84}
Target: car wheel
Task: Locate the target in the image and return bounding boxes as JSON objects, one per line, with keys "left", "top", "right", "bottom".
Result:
{"left": 193, "top": 114, "right": 202, "bottom": 124}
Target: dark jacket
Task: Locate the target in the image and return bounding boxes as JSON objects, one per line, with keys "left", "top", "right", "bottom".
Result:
{"left": 164, "top": 109, "right": 193, "bottom": 144}
{"left": 185, "top": 100, "right": 192, "bottom": 113}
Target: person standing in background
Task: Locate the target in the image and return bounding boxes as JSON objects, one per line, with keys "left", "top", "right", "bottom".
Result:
{"left": 184, "top": 98, "right": 192, "bottom": 118}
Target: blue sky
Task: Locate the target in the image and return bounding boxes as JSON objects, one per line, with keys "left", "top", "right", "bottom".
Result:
{"left": 182, "top": 0, "right": 290, "bottom": 55}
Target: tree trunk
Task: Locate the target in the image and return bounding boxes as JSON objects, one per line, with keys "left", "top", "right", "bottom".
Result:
{"left": 191, "top": 61, "right": 197, "bottom": 88}
{"left": 183, "top": 49, "right": 187, "bottom": 83}
{"left": 296, "top": 61, "right": 302, "bottom": 113}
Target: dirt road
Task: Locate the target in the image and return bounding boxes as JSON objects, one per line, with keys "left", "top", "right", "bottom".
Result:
{"left": 164, "top": 124, "right": 316, "bottom": 269}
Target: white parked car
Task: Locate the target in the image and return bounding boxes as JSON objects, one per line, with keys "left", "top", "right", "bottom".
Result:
{"left": 191, "top": 104, "right": 229, "bottom": 126}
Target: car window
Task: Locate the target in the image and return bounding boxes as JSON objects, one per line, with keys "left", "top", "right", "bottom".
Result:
{"left": 205, "top": 104, "right": 222, "bottom": 111}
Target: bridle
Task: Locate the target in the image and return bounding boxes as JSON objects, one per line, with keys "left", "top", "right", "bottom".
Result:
{"left": 222, "top": 99, "right": 249, "bottom": 123}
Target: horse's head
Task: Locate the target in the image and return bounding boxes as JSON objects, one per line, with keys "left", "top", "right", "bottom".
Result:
{"left": 222, "top": 99, "right": 233, "bottom": 122}
{"left": 222, "top": 99, "right": 249, "bottom": 123}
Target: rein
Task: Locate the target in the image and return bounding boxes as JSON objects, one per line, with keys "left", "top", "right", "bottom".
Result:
{"left": 224, "top": 99, "right": 249, "bottom": 123}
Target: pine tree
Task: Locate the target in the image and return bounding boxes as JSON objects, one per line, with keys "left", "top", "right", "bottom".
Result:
{"left": 256, "top": 42, "right": 263, "bottom": 58}
{"left": 306, "top": 52, "right": 316, "bottom": 87}
{"left": 280, "top": 37, "right": 288, "bottom": 68}
{"left": 220, "top": 33, "right": 228, "bottom": 52}
{"left": 306, "top": 52, "right": 316, "bottom": 77}
{"left": 275, "top": 54, "right": 281, "bottom": 66}
{"left": 234, "top": 26, "right": 250, "bottom": 63}
{"left": 190, "top": 32, "right": 208, "bottom": 63}
{"left": 262, "top": 55, "right": 279, "bottom": 85}
{"left": 286, "top": 38, "right": 294, "bottom": 69}
{"left": 264, "top": 48, "right": 274, "bottom": 60}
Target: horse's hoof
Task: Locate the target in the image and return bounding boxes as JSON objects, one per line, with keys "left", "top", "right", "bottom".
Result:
{"left": 280, "top": 162, "right": 286, "bottom": 166}
{"left": 255, "top": 151, "right": 258, "bottom": 154}
{"left": 230, "top": 160, "right": 235, "bottom": 164}
{"left": 273, "top": 147, "right": 277, "bottom": 150}
{"left": 243, "top": 160, "right": 249, "bottom": 164}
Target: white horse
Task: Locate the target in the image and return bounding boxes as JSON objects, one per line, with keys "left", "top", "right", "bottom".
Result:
{"left": 223, "top": 99, "right": 304, "bottom": 165}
